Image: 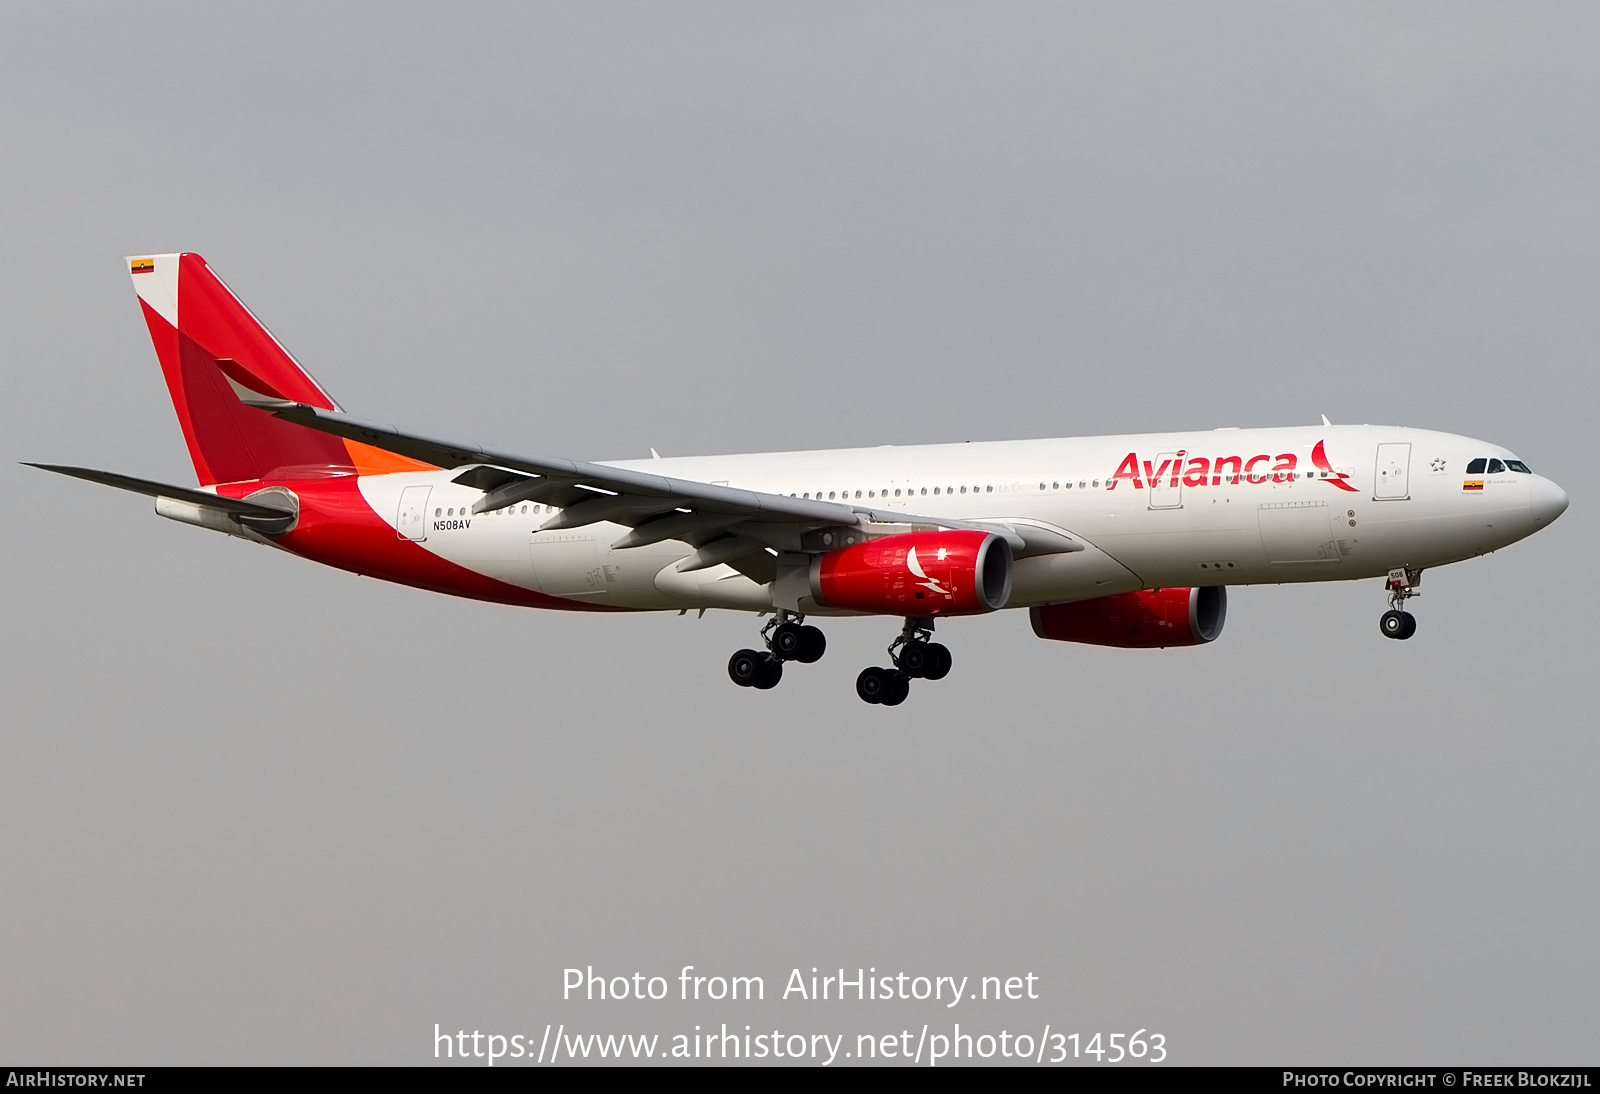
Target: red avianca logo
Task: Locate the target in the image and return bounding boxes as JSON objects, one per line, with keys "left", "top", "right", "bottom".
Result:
{"left": 1108, "top": 439, "right": 1358, "bottom": 492}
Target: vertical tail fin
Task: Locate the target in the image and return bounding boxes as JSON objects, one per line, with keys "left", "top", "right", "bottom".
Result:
{"left": 128, "top": 253, "right": 351, "bottom": 485}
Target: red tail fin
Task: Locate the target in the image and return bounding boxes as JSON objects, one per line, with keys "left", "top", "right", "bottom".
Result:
{"left": 128, "top": 253, "right": 352, "bottom": 486}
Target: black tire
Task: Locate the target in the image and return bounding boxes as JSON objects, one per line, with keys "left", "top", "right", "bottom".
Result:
{"left": 728, "top": 648, "right": 766, "bottom": 686}
{"left": 771, "top": 622, "right": 805, "bottom": 660}
{"left": 922, "top": 642, "right": 952, "bottom": 681}
{"left": 856, "top": 666, "right": 890, "bottom": 704}
{"left": 899, "top": 640, "right": 931, "bottom": 678}
{"left": 1379, "top": 610, "right": 1415, "bottom": 640}
{"left": 880, "top": 673, "right": 911, "bottom": 706}
{"left": 795, "top": 625, "right": 827, "bottom": 664}
{"left": 753, "top": 659, "right": 783, "bottom": 689}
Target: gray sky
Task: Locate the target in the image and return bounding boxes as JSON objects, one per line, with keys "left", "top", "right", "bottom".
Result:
{"left": 2, "top": 1, "right": 1596, "bottom": 1065}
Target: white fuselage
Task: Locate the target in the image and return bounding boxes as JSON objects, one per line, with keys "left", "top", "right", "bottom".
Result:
{"left": 354, "top": 424, "right": 1567, "bottom": 614}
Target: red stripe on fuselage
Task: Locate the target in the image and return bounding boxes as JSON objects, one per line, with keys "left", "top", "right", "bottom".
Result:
{"left": 219, "top": 475, "right": 626, "bottom": 612}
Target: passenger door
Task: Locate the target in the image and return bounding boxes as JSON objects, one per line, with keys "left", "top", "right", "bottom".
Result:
{"left": 396, "top": 485, "right": 431, "bottom": 542}
{"left": 1374, "top": 443, "right": 1411, "bottom": 500}
{"left": 1148, "top": 450, "right": 1183, "bottom": 510}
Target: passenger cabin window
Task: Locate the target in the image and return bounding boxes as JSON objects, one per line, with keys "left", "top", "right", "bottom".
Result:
{"left": 1486, "top": 459, "right": 1505, "bottom": 474}
{"left": 1506, "top": 460, "right": 1532, "bottom": 473}
{"left": 1466, "top": 458, "right": 1488, "bottom": 474}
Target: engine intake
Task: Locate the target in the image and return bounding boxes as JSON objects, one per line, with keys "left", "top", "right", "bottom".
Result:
{"left": 813, "top": 530, "right": 1013, "bottom": 615}
{"left": 1029, "top": 586, "right": 1227, "bottom": 648}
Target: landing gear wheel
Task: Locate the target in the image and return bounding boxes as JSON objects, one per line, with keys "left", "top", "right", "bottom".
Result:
{"left": 856, "top": 667, "right": 892, "bottom": 704}
{"left": 886, "top": 617, "right": 945, "bottom": 680}
{"left": 728, "top": 648, "right": 767, "bottom": 687}
{"left": 762, "top": 615, "right": 825, "bottom": 664}
{"left": 899, "top": 640, "right": 932, "bottom": 678}
{"left": 1379, "top": 610, "right": 1416, "bottom": 640}
{"left": 771, "top": 622, "right": 806, "bottom": 660}
{"left": 794, "top": 625, "right": 827, "bottom": 664}
{"left": 880, "top": 673, "right": 911, "bottom": 706}
{"left": 753, "top": 659, "right": 784, "bottom": 689}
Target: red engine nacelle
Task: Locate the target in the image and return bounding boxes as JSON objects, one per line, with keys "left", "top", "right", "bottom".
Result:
{"left": 1029, "top": 586, "right": 1227, "bottom": 648}
{"left": 812, "top": 530, "right": 1013, "bottom": 615}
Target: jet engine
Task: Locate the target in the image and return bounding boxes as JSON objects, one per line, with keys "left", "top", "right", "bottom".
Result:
{"left": 1029, "top": 586, "right": 1227, "bottom": 648}
{"left": 812, "top": 530, "right": 1013, "bottom": 615}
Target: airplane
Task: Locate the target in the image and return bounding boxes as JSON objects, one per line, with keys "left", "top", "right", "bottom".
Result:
{"left": 30, "top": 253, "right": 1569, "bottom": 707}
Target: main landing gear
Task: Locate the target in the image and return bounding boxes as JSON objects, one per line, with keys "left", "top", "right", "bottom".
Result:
{"left": 1380, "top": 567, "right": 1421, "bottom": 641}
{"left": 728, "top": 611, "right": 826, "bottom": 690}
{"left": 856, "top": 618, "right": 953, "bottom": 707}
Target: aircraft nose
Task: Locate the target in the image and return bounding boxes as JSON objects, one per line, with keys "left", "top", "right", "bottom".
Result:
{"left": 1528, "top": 476, "right": 1569, "bottom": 526}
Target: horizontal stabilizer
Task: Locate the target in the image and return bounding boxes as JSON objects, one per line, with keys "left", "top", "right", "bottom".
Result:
{"left": 23, "top": 463, "right": 295, "bottom": 519}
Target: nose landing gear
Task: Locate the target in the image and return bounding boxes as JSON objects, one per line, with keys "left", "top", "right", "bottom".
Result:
{"left": 728, "top": 610, "right": 827, "bottom": 690}
{"left": 856, "top": 618, "right": 953, "bottom": 706}
{"left": 1380, "top": 567, "right": 1421, "bottom": 640}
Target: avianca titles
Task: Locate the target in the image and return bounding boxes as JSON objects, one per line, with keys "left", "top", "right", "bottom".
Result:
{"left": 30, "top": 253, "right": 1569, "bottom": 707}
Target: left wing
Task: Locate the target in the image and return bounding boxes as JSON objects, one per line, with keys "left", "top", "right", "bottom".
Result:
{"left": 222, "top": 356, "right": 960, "bottom": 532}
{"left": 222, "top": 357, "right": 1083, "bottom": 568}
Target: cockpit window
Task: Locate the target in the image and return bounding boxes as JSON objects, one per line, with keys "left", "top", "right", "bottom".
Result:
{"left": 1486, "top": 458, "right": 1505, "bottom": 474}
{"left": 1505, "top": 460, "right": 1531, "bottom": 473}
{"left": 1466, "top": 458, "right": 1487, "bottom": 474}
